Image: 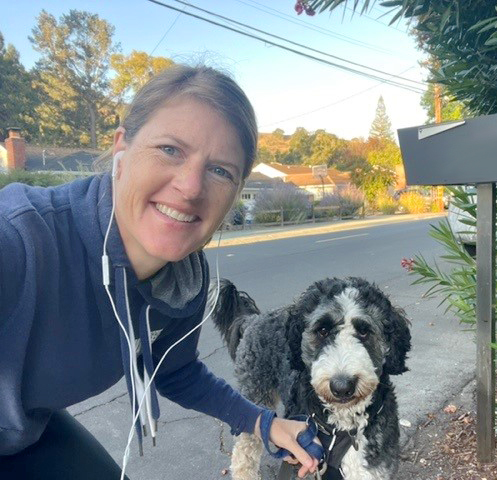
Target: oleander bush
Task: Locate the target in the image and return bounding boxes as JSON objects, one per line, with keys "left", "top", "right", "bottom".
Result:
{"left": 405, "top": 187, "right": 478, "bottom": 329}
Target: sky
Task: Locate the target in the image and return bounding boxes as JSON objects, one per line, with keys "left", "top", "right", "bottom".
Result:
{"left": 1, "top": 0, "right": 429, "bottom": 140}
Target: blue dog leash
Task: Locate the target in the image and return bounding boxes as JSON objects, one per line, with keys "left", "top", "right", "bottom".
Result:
{"left": 259, "top": 410, "right": 324, "bottom": 463}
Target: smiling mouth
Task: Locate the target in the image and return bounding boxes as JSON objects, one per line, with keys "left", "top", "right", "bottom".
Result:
{"left": 154, "top": 203, "right": 198, "bottom": 223}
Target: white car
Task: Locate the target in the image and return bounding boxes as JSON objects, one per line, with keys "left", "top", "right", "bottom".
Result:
{"left": 446, "top": 187, "right": 476, "bottom": 256}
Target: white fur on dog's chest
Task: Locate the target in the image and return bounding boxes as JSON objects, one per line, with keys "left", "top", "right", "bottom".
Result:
{"left": 340, "top": 441, "right": 390, "bottom": 480}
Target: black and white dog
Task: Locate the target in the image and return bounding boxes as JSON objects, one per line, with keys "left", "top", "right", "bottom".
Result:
{"left": 210, "top": 277, "right": 411, "bottom": 480}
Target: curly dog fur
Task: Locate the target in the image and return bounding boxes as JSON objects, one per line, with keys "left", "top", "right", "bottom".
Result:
{"left": 210, "top": 277, "right": 411, "bottom": 480}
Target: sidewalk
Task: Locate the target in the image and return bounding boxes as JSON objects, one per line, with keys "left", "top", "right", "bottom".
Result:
{"left": 206, "top": 212, "right": 446, "bottom": 248}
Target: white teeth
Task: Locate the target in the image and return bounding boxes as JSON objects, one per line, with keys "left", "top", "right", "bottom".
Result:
{"left": 155, "top": 203, "right": 197, "bottom": 222}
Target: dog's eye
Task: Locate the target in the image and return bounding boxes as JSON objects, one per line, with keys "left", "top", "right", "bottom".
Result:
{"left": 355, "top": 326, "right": 370, "bottom": 340}
{"left": 357, "top": 330, "right": 369, "bottom": 340}
{"left": 317, "top": 327, "right": 330, "bottom": 338}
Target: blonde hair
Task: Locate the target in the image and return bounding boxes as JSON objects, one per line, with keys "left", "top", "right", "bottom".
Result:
{"left": 96, "top": 64, "right": 257, "bottom": 179}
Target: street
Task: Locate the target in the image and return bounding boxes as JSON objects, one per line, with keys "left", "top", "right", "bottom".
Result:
{"left": 70, "top": 217, "right": 475, "bottom": 479}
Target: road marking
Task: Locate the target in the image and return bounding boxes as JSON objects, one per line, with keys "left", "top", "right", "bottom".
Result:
{"left": 315, "top": 233, "right": 369, "bottom": 243}
{"left": 226, "top": 254, "right": 235, "bottom": 257}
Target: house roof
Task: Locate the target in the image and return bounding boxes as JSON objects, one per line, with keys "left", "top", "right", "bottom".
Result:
{"left": 263, "top": 163, "right": 313, "bottom": 175}
{"left": 284, "top": 169, "right": 351, "bottom": 187}
{"left": 23, "top": 145, "right": 103, "bottom": 172}
{"left": 244, "top": 171, "right": 284, "bottom": 188}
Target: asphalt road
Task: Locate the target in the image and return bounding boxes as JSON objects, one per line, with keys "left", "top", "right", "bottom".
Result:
{"left": 70, "top": 217, "right": 476, "bottom": 480}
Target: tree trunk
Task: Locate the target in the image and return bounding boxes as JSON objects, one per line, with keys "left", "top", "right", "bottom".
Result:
{"left": 88, "top": 103, "right": 97, "bottom": 149}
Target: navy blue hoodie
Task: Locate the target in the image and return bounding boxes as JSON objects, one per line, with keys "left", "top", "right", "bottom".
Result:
{"left": 0, "top": 173, "right": 263, "bottom": 455}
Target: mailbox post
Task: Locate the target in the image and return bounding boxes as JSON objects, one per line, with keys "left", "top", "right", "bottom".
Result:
{"left": 398, "top": 114, "right": 497, "bottom": 462}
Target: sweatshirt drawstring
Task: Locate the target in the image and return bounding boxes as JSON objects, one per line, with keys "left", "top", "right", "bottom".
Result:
{"left": 139, "top": 305, "right": 161, "bottom": 422}
{"left": 115, "top": 266, "right": 160, "bottom": 456}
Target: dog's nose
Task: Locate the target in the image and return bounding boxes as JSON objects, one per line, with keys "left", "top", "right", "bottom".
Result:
{"left": 330, "top": 375, "right": 357, "bottom": 399}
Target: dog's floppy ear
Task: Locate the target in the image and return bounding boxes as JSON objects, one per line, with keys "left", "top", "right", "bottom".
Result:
{"left": 285, "top": 310, "right": 307, "bottom": 372}
{"left": 285, "top": 282, "right": 325, "bottom": 372}
{"left": 384, "top": 305, "right": 411, "bottom": 375}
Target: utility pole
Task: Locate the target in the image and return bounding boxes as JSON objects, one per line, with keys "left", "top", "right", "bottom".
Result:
{"left": 434, "top": 84, "right": 444, "bottom": 210}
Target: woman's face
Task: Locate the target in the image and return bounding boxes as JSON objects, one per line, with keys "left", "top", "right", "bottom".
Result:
{"left": 113, "top": 96, "right": 245, "bottom": 279}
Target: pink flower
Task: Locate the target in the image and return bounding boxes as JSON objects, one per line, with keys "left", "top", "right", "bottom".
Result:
{"left": 295, "top": 1, "right": 315, "bottom": 16}
{"left": 401, "top": 258, "right": 415, "bottom": 272}
{"left": 304, "top": 5, "right": 316, "bottom": 16}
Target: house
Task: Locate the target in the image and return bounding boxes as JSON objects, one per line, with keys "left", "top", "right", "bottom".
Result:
{"left": 240, "top": 171, "right": 284, "bottom": 212}
{"left": 252, "top": 162, "right": 352, "bottom": 200}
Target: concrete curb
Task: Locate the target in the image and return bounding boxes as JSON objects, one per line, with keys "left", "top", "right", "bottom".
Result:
{"left": 205, "top": 213, "right": 446, "bottom": 248}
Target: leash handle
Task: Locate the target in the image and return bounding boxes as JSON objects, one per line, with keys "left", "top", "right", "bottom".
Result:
{"left": 260, "top": 411, "right": 324, "bottom": 461}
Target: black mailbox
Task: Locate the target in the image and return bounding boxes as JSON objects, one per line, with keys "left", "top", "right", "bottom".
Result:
{"left": 397, "top": 113, "right": 497, "bottom": 186}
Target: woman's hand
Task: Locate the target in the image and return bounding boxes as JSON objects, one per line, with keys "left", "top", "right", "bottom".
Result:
{"left": 254, "top": 414, "right": 320, "bottom": 478}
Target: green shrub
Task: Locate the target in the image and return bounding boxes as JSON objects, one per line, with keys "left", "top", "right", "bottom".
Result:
{"left": 0, "top": 170, "right": 76, "bottom": 189}
{"left": 398, "top": 192, "right": 428, "bottom": 214}
{"left": 254, "top": 211, "right": 280, "bottom": 224}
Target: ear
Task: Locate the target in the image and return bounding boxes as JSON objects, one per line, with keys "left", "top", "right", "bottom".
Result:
{"left": 383, "top": 306, "right": 411, "bottom": 375}
{"left": 285, "top": 309, "right": 307, "bottom": 372}
{"left": 112, "top": 127, "right": 127, "bottom": 179}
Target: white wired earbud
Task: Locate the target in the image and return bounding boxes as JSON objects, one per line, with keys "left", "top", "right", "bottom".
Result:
{"left": 102, "top": 149, "right": 143, "bottom": 465}
{"left": 112, "top": 150, "right": 124, "bottom": 179}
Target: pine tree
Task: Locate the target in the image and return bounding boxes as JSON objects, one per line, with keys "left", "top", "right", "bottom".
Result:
{"left": 369, "top": 96, "right": 394, "bottom": 142}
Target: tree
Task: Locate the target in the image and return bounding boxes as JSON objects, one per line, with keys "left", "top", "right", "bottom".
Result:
{"left": 0, "top": 33, "right": 39, "bottom": 141}
{"left": 255, "top": 147, "right": 275, "bottom": 164}
{"left": 111, "top": 50, "right": 174, "bottom": 100}
{"left": 353, "top": 142, "right": 401, "bottom": 205}
{"left": 289, "top": 127, "right": 313, "bottom": 159}
{"left": 369, "top": 96, "right": 394, "bottom": 142}
{"left": 30, "top": 10, "right": 119, "bottom": 148}
{"left": 306, "top": 130, "right": 340, "bottom": 166}
{"left": 302, "top": 0, "right": 497, "bottom": 116}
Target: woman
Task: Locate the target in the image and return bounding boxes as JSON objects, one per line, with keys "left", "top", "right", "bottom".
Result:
{"left": 0, "top": 65, "right": 319, "bottom": 479}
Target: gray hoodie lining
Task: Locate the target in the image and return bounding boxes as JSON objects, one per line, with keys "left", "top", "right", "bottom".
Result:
{"left": 149, "top": 252, "right": 203, "bottom": 309}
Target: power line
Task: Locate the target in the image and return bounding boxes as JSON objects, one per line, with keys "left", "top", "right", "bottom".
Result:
{"left": 172, "top": 0, "right": 425, "bottom": 88}
{"left": 260, "top": 66, "right": 418, "bottom": 129}
{"left": 146, "top": 0, "right": 425, "bottom": 94}
{"left": 233, "top": 0, "right": 404, "bottom": 57}
{"left": 149, "top": 8, "right": 184, "bottom": 56}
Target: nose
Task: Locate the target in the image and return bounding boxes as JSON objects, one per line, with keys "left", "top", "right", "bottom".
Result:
{"left": 173, "top": 161, "right": 205, "bottom": 200}
{"left": 329, "top": 375, "right": 357, "bottom": 400}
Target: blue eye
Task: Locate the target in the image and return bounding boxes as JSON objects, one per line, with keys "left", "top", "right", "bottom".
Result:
{"left": 211, "top": 166, "right": 234, "bottom": 180}
{"left": 160, "top": 145, "right": 179, "bottom": 156}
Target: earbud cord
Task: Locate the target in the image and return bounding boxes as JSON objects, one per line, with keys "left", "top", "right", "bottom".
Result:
{"left": 102, "top": 164, "right": 138, "bottom": 467}
{"left": 119, "top": 229, "right": 223, "bottom": 480}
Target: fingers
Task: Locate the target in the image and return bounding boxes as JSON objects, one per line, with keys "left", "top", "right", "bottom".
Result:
{"left": 270, "top": 418, "right": 318, "bottom": 475}
{"left": 298, "top": 457, "right": 319, "bottom": 478}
